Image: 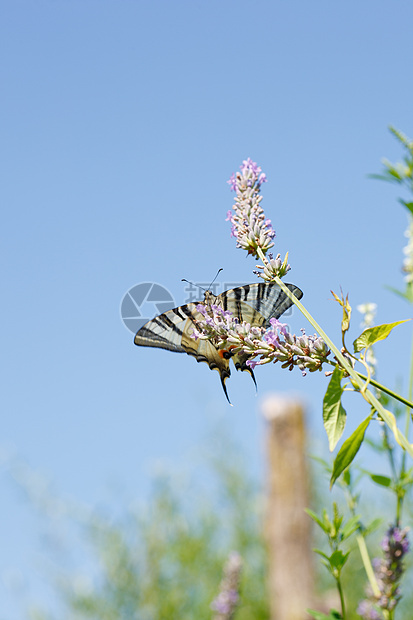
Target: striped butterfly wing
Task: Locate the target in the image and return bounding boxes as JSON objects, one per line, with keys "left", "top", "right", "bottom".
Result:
{"left": 217, "top": 282, "right": 303, "bottom": 383}
{"left": 219, "top": 282, "right": 303, "bottom": 328}
{"left": 134, "top": 302, "right": 232, "bottom": 396}
{"left": 134, "top": 282, "right": 303, "bottom": 402}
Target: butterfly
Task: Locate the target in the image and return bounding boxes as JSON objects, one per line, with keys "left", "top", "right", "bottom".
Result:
{"left": 134, "top": 282, "right": 303, "bottom": 402}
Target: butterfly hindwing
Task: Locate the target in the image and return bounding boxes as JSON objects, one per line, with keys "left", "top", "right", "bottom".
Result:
{"left": 134, "top": 282, "right": 303, "bottom": 402}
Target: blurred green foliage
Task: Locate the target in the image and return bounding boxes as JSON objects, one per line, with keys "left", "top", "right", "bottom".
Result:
{"left": 29, "top": 432, "right": 269, "bottom": 620}
{"left": 21, "top": 427, "right": 412, "bottom": 620}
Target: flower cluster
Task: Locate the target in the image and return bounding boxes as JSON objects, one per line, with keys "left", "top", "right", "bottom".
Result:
{"left": 248, "top": 318, "right": 331, "bottom": 375}
{"left": 226, "top": 158, "right": 275, "bottom": 259}
{"left": 357, "top": 525, "right": 410, "bottom": 619}
{"left": 210, "top": 552, "right": 243, "bottom": 620}
{"left": 191, "top": 303, "right": 330, "bottom": 376}
{"left": 254, "top": 251, "right": 291, "bottom": 281}
{"left": 191, "top": 302, "right": 265, "bottom": 355}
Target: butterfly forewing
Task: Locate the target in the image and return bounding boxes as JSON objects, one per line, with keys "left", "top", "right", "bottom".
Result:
{"left": 220, "top": 282, "right": 303, "bottom": 327}
{"left": 134, "top": 303, "right": 198, "bottom": 353}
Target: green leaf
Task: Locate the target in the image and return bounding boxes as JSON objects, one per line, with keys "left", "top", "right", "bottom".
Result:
{"left": 329, "top": 549, "right": 349, "bottom": 571}
{"left": 313, "top": 548, "right": 330, "bottom": 562}
{"left": 321, "top": 508, "right": 333, "bottom": 533}
{"left": 313, "top": 548, "right": 349, "bottom": 572}
{"left": 330, "top": 415, "right": 372, "bottom": 488}
{"left": 342, "top": 468, "right": 351, "bottom": 486}
{"left": 389, "top": 125, "right": 413, "bottom": 150}
{"left": 400, "top": 199, "right": 413, "bottom": 216}
{"left": 370, "top": 474, "right": 392, "bottom": 488}
{"left": 406, "top": 283, "right": 413, "bottom": 303}
{"left": 364, "top": 517, "right": 382, "bottom": 536}
{"left": 387, "top": 167, "right": 403, "bottom": 180}
{"left": 368, "top": 172, "right": 392, "bottom": 182}
{"left": 341, "top": 515, "right": 361, "bottom": 540}
{"left": 307, "top": 609, "right": 342, "bottom": 620}
{"left": 359, "top": 467, "right": 393, "bottom": 487}
{"left": 353, "top": 320, "right": 409, "bottom": 352}
{"left": 313, "top": 549, "right": 332, "bottom": 572}
{"left": 323, "top": 367, "right": 347, "bottom": 451}
{"left": 384, "top": 284, "right": 413, "bottom": 302}
{"left": 364, "top": 437, "right": 386, "bottom": 453}
{"left": 310, "top": 455, "right": 332, "bottom": 474}
{"left": 305, "top": 509, "right": 328, "bottom": 532}
{"left": 400, "top": 467, "right": 413, "bottom": 487}
{"left": 331, "top": 290, "right": 352, "bottom": 333}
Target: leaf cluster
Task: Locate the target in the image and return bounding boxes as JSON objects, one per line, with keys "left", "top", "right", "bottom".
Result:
{"left": 369, "top": 126, "right": 413, "bottom": 215}
{"left": 322, "top": 298, "right": 409, "bottom": 489}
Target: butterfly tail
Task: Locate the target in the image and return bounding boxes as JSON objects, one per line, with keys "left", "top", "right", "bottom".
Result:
{"left": 246, "top": 366, "right": 258, "bottom": 392}
{"left": 220, "top": 373, "right": 232, "bottom": 405}
{"left": 232, "top": 353, "right": 258, "bottom": 392}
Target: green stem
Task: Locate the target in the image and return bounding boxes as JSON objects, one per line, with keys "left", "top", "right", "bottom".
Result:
{"left": 324, "top": 359, "right": 413, "bottom": 408}
{"left": 336, "top": 576, "right": 346, "bottom": 620}
{"left": 382, "top": 425, "right": 398, "bottom": 481}
{"left": 260, "top": 259, "right": 413, "bottom": 459}
{"left": 409, "top": 318, "right": 413, "bottom": 405}
{"left": 356, "top": 373, "right": 413, "bottom": 410}
{"left": 380, "top": 425, "right": 404, "bottom": 525}
{"left": 356, "top": 534, "right": 381, "bottom": 599}
{"left": 408, "top": 320, "right": 413, "bottom": 406}
{"left": 401, "top": 324, "right": 413, "bottom": 474}
{"left": 396, "top": 493, "right": 403, "bottom": 527}
{"left": 344, "top": 487, "right": 381, "bottom": 603}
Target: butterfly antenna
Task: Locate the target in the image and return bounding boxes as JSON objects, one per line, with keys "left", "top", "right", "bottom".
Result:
{"left": 207, "top": 268, "right": 223, "bottom": 291}
{"left": 181, "top": 278, "right": 207, "bottom": 293}
{"left": 182, "top": 268, "right": 223, "bottom": 293}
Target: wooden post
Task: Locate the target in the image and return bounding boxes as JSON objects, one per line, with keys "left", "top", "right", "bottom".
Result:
{"left": 262, "top": 395, "right": 314, "bottom": 620}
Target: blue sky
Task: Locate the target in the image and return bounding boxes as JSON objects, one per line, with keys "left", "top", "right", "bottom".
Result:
{"left": 2, "top": 1, "right": 413, "bottom": 616}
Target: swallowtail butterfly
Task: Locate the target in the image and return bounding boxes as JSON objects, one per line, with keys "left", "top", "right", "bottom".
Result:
{"left": 134, "top": 282, "right": 303, "bottom": 402}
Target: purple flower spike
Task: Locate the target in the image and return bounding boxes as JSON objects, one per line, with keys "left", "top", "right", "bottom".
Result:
{"left": 211, "top": 552, "right": 243, "bottom": 620}
{"left": 358, "top": 524, "right": 410, "bottom": 618}
{"left": 226, "top": 159, "right": 275, "bottom": 259}
{"left": 356, "top": 600, "right": 382, "bottom": 620}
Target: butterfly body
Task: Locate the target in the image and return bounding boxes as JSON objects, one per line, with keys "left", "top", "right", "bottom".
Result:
{"left": 134, "top": 282, "right": 303, "bottom": 402}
